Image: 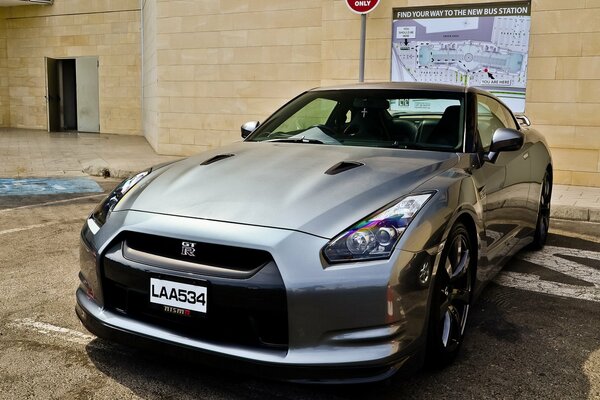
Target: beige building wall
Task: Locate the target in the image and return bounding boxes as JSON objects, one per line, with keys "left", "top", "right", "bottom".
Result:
{"left": 527, "top": 0, "right": 600, "bottom": 187}
{"left": 0, "top": 8, "right": 8, "bottom": 127}
{"left": 321, "top": 1, "right": 392, "bottom": 85}
{"left": 2, "top": 0, "right": 142, "bottom": 134}
{"left": 142, "top": 0, "right": 159, "bottom": 149}
{"left": 145, "top": 0, "right": 323, "bottom": 156}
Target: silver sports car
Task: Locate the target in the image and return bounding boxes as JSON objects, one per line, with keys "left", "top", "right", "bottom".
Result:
{"left": 76, "top": 83, "right": 552, "bottom": 383}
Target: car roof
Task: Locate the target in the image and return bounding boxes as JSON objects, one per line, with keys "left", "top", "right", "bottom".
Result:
{"left": 310, "top": 82, "right": 470, "bottom": 93}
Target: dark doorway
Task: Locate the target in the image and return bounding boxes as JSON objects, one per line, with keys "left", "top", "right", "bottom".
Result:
{"left": 60, "top": 59, "right": 77, "bottom": 131}
{"left": 46, "top": 56, "right": 100, "bottom": 133}
{"left": 46, "top": 58, "right": 60, "bottom": 132}
{"left": 46, "top": 57, "right": 79, "bottom": 132}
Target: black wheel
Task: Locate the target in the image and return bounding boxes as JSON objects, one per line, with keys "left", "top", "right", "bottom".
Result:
{"left": 426, "top": 222, "right": 474, "bottom": 367}
{"left": 531, "top": 171, "right": 552, "bottom": 250}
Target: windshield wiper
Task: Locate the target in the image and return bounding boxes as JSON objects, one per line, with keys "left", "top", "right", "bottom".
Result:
{"left": 393, "top": 142, "right": 458, "bottom": 152}
{"left": 266, "top": 136, "right": 324, "bottom": 144}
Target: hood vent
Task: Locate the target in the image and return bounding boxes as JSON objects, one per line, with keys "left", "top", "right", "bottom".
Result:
{"left": 325, "top": 161, "right": 364, "bottom": 175}
{"left": 200, "top": 153, "right": 235, "bottom": 166}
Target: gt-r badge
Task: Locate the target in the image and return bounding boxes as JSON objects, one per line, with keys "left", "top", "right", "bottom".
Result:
{"left": 181, "top": 241, "right": 196, "bottom": 257}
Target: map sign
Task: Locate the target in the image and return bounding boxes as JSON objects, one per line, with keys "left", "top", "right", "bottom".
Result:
{"left": 391, "top": 1, "right": 531, "bottom": 112}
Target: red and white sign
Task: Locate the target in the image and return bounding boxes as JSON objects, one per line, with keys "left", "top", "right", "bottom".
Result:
{"left": 345, "top": 0, "right": 380, "bottom": 14}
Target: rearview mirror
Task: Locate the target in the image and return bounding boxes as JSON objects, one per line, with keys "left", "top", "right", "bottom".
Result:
{"left": 241, "top": 121, "right": 260, "bottom": 138}
{"left": 485, "top": 128, "right": 524, "bottom": 163}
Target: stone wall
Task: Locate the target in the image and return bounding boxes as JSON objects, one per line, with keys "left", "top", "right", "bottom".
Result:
{"left": 526, "top": 0, "right": 600, "bottom": 186}
{"left": 148, "top": 0, "right": 323, "bottom": 155}
{"left": 3, "top": 0, "right": 142, "bottom": 135}
{"left": 142, "top": 0, "right": 159, "bottom": 149}
{"left": 0, "top": 8, "right": 8, "bottom": 127}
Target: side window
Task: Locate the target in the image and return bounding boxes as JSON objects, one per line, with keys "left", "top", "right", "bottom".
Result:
{"left": 275, "top": 98, "right": 337, "bottom": 133}
{"left": 500, "top": 105, "right": 518, "bottom": 130}
{"left": 476, "top": 95, "right": 512, "bottom": 151}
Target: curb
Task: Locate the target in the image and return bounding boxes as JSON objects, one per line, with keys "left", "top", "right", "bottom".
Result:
{"left": 551, "top": 205, "right": 600, "bottom": 223}
{"left": 82, "top": 165, "right": 136, "bottom": 180}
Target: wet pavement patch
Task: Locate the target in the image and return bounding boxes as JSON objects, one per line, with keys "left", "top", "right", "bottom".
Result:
{"left": 0, "top": 178, "right": 103, "bottom": 196}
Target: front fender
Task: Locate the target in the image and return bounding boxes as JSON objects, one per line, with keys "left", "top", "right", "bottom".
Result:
{"left": 396, "top": 165, "right": 487, "bottom": 294}
{"left": 398, "top": 167, "right": 483, "bottom": 253}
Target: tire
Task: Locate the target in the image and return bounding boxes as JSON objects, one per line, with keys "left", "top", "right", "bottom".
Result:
{"left": 426, "top": 222, "right": 474, "bottom": 368}
{"left": 530, "top": 171, "right": 552, "bottom": 250}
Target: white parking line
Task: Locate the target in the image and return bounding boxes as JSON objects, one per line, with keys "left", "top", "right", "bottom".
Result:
{"left": 9, "top": 318, "right": 94, "bottom": 345}
{"left": 495, "top": 272, "right": 600, "bottom": 303}
{"left": 0, "top": 221, "right": 61, "bottom": 236}
{"left": 496, "top": 246, "right": 600, "bottom": 303}
{"left": 521, "top": 246, "right": 600, "bottom": 284}
{"left": 8, "top": 318, "right": 128, "bottom": 354}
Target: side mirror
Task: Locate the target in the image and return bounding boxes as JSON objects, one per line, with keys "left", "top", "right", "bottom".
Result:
{"left": 485, "top": 128, "right": 524, "bottom": 163}
{"left": 241, "top": 121, "right": 260, "bottom": 139}
{"left": 515, "top": 115, "right": 531, "bottom": 127}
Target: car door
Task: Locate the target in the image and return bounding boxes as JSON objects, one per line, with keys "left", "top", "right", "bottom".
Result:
{"left": 471, "top": 94, "right": 531, "bottom": 270}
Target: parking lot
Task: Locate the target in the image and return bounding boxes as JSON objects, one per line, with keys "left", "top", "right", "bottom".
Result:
{"left": 0, "top": 178, "right": 598, "bottom": 400}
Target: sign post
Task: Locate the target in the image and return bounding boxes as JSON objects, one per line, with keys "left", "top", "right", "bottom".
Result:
{"left": 345, "top": 0, "right": 380, "bottom": 82}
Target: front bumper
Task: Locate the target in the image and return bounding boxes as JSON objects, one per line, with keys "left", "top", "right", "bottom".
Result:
{"left": 77, "top": 210, "right": 438, "bottom": 382}
{"left": 76, "top": 289, "right": 416, "bottom": 383}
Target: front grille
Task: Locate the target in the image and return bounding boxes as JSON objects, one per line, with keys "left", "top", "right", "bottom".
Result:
{"left": 102, "top": 244, "right": 288, "bottom": 351}
{"left": 124, "top": 232, "right": 271, "bottom": 272}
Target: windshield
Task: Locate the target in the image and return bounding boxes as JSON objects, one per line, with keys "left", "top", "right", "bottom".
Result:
{"left": 247, "top": 89, "right": 465, "bottom": 151}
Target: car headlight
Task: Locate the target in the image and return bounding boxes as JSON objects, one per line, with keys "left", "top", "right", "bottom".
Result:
{"left": 323, "top": 193, "right": 434, "bottom": 263}
{"left": 91, "top": 169, "right": 150, "bottom": 226}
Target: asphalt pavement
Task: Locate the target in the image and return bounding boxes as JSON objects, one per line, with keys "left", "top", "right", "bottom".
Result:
{"left": 0, "top": 178, "right": 598, "bottom": 400}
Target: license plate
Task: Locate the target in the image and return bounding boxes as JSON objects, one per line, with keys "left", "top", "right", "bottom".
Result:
{"left": 149, "top": 278, "right": 207, "bottom": 313}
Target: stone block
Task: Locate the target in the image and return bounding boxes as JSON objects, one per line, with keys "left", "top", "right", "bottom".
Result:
{"left": 589, "top": 208, "right": 600, "bottom": 223}
{"left": 527, "top": 57, "right": 557, "bottom": 80}
{"left": 553, "top": 169, "right": 573, "bottom": 185}
{"left": 528, "top": 80, "right": 578, "bottom": 103}
{"left": 556, "top": 56, "right": 600, "bottom": 79}
{"left": 531, "top": 33, "right": 582, "bottom": 57}
{"left": 577, "top": 80, "right": 600, "bottom": 103}
{"left": 551, "top": 205, "right": 589, "bottom": 221}
{"left": 531, "top": 9, "right": 600, "bottom": 34}
{"left": 552, "top": 148, "right": 599, "bottom": 172}
{"left": 526, "top": 102, "right": 600, "bottom": 126}
{"left": 582, "top": 33, "right": 600, "bottom": 56}
{"left": 532, "top": 0, "right": 586, "bottom": 10}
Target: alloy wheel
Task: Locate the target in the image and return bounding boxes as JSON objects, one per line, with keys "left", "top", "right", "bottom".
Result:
{"left": 427, "top": 223, "right": 473, "bottom": 365}
{"left": 532, "top": 172, "right": 552, "bottom": 249}
{"left": 538, "top": 174, "right": 551, "bottom": 242}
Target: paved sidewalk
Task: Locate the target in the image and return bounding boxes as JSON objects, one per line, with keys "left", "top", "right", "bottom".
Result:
{"left": 552, "top": 185, "right": 600, "bottom": 223}
{"left": 0, "top": 128, "right": 179, "bottom": 179}
{"left": 1, "top": 128, "right": 599, "bottom": 222}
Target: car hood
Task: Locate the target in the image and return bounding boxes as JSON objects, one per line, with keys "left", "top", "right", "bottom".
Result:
{"left": 119, "top": 142, "right": 458, "bottom": 238}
